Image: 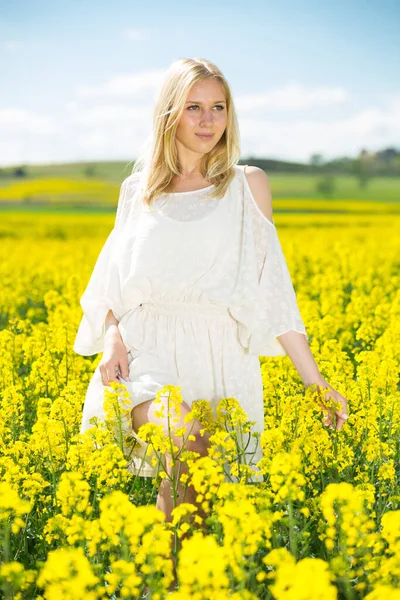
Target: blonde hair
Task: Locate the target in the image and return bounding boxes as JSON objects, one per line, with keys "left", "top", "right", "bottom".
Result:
{"left": 131, "top": 57, "right": 241, "bottom": 207}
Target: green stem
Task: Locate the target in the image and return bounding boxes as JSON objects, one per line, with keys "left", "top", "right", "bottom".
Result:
{"left": 288, "top": 497, "right": 297, "bottom": 559}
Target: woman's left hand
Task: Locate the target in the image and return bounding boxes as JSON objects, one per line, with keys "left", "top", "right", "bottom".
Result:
{"left": 309, "top": 377, "right": 349, "bottom": 431}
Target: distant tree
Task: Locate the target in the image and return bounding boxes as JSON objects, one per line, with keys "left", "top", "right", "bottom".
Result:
{"left": 352, "top": 148, "right": 374, "bottom": 188}
{"left": 377, "top": 147, "right": 398, "bottom": 163}
{"left": 14, "top": 165, "right": 27, "bottom": 177}
{"left": 84, "top": 164, "right": 97, "bottom": 177}
{"left": 375, "top": 147, "right": 400, "bottom": 174}
{"left": 310, "top": 153, "right": 324, "bottom": 167}
{"left": 316, "top": 174, "right": 336, "bottom": 198}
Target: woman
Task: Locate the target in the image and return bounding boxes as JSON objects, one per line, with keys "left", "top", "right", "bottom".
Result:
{"left": 73, "top": 57, "right": 349, "bottom": 522}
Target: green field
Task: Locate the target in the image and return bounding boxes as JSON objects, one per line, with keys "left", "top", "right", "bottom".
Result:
{"left": 0, "top": 161, "right": 398, "bottom": 212}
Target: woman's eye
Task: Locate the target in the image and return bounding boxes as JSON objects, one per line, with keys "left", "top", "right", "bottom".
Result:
{"left": 187, "top": 105, "right": 225, "bottom": 110}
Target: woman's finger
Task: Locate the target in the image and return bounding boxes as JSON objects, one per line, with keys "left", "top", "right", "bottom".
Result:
{"left": 105, "top": 365, "right": 119, "bottom": 384}
{"left": 335, "top": 416, "right": 346, "bottom": 431}
{"left": 335, "top": 409, "right": 349, "bottom": 430}
{"left": 100, "top": 364, "right": 114, "bottom": 386}
{"left": 99, "top": 365, "right": 107, "bottom": 386}
{"left": 336, "top": 407, "right": 349, "bottom": 420}
{"left": 119, "top": 355, "right": 130, "bottom": 381}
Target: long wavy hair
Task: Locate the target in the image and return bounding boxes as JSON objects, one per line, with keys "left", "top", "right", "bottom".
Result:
{"left": 131, "top": 57, "right": 241, "bottom": 207}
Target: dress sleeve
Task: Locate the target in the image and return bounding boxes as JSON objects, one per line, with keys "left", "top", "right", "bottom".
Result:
{"left": 244, "top": 168, "right": 309, "bottom": 356}
{"left": 73, "top": 176, "right": 131, "bottom": 356}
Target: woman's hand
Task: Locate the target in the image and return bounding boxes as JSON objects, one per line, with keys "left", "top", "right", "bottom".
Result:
{"left": 307, "top": 377, "right": 349, "bottom": 431}
{"left": 99, "top": 325, "right": 130, "bottom": 386}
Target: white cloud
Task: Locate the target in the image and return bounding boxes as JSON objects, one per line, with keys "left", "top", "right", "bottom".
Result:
{"left": 236, "top": 82, "right": 350, "bottom": 111}
{"left": 75, "top": 70, "right": 165, "bottom": 99}
{"left": 66, "top": 103, "right": 152, "bottom": 126}
{"left": 0, "top": 108, "right": 59, "bottom": 134}
{"left": 239, "top": 94, "right": 400, "bottom": 161}
{"left": 384, "top": 92, "right": 400, "bottom": 117}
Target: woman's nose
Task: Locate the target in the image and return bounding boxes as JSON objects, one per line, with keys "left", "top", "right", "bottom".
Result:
{"left": 200, "top": 112, "right": 214, "bottom": 125}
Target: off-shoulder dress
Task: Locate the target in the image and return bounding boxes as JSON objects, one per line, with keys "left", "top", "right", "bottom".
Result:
{"left": 73, "top": 164, "right": 309, "bottom": 482}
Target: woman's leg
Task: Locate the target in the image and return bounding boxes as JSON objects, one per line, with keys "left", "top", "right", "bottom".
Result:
{"left": 131, "top": 396, "right": 211, "bottom": 523}
{"left": 131, "top": 396, "right": 211, "bottom": 591}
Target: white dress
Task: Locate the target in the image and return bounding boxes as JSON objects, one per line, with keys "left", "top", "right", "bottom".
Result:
{"left": 73, "top": 164, "right": 308, "bottom": 482}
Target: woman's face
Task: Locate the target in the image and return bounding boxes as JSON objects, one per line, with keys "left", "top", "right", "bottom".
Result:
{"left": 175, "top": 79, "right": 228, "bottom": 158}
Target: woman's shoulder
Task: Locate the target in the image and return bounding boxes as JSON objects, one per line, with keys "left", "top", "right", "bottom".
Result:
{"left": 237, "top": 164, "right": 274, "bottom": 225}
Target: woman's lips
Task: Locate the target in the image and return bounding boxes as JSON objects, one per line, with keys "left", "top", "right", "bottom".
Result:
{"left": 195, "top": 133, "right": 215, "bottom": 140}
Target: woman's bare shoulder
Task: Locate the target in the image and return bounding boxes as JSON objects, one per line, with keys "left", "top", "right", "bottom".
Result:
{"left": 243, "top": 165, "right": 273, "bottom": 223}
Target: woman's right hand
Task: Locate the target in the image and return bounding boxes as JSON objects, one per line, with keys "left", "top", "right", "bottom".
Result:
{"left": 99, "top": 324, "right": 130, "bottom": 386}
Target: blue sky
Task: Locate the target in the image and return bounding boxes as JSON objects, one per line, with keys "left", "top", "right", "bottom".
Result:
{"left": 1, "top": 0, "right": 399, "bottom": 166}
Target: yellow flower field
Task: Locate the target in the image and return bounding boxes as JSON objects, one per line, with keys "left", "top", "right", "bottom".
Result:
{"left": 0, "top": 209, "right": 399, "bottom": 599}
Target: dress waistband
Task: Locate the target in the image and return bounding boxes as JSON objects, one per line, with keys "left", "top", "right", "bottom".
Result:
{"left": 140, "top": 300, "right": 230, "bottom": 317}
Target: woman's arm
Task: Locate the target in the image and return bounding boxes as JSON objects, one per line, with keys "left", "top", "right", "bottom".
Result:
{"left": 277, "top": 330, "right": 349, "bottom": 430}
{"left": 105, "top": 308, "right": 120, "bottom": 336}
{"left": 100, "top": 310, "right": 130, "bottom": 386}
{"left": 73, "top": 176, "right": 132, "bottom": 357}
{"left": 104, "top": 309, "right": 124, "bottom": 347}
{"left": 276, "top": 330, "right": 324, "bottom": 387}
